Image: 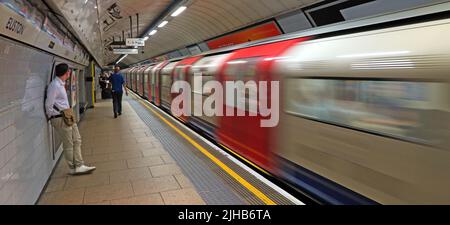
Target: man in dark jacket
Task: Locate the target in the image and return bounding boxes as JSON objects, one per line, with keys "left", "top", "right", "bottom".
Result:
{"left": 109, "top": 66, "right": 128, "bottom": 118}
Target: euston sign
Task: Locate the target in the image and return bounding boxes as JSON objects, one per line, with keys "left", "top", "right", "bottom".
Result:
{"left": 126, "top": 38, "right": 145, "bottom": 47}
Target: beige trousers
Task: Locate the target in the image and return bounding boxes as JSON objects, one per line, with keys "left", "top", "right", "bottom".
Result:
{"left": 51, "top": 117, "right": 84, "bottom": 169}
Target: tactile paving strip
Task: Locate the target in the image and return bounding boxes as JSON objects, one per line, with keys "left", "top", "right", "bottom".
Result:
{"left": 127, "top": 97, "right": 245, "bottom": 205}
{"left": 127, "top": 96, "right": 296, "bottom": 205}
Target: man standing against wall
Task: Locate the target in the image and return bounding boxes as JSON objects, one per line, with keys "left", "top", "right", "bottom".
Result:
{"left": 46, "top": 63, "right": 96, "bottom": 175}
{"left": 109, "top": 66, "right": 128, "bottom": 118}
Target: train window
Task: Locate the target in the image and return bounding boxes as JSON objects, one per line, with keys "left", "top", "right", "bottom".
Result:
{"left": 191, "top": 54, "right": 231, "bottom": 97}
{"left": 225, "top": 57, "right": 261, "bottom": 113}
{"left": 285, "top": 78, "right": 450, "bottom": 146}
{"left": 225, "top": 57, "right": 259, "bottom": 81}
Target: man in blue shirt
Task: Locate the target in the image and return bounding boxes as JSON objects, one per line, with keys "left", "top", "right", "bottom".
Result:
{"left": 109, "top": 66, "right": 128, "bottom": 118}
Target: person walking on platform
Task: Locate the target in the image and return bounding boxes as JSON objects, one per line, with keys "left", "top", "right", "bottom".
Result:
{"left": 109, "top": 66, "right": 128, "bottom": 118}
{"left": 46, "top": 63, "right": 96, "bottom": 175}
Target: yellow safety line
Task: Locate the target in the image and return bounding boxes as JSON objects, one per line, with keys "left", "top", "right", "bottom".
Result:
{"left": 131, "top": 93, "right": 276, "bottom": 205}
{"left": 218, "top": 143, "right": 272, "bottom": 177}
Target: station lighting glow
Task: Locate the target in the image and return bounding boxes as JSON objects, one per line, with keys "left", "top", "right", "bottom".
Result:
{"left": 143, "top": 36, "right": 149, "bottom": 41}
{"left": 149, "top": 30, "right": 157, "bottom": 36}
{"left": 116, "top": 54, "right": 128, "bottom": 64}
{"left": 158, "top": 21, "right": 169, "bottom": 28}
{"left": 171, "top": 6, "right": 187, "bottom": 17}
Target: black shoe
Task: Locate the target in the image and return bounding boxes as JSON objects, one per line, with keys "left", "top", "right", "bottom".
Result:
{"left": 118, "top": 113, "right": 122, "bottom": 116}
{"left": 114, "top": 114, "right": 118, "bottom": 118}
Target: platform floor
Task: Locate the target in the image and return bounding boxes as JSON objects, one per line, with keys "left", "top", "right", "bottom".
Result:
{"left": 38, "top": 98, "right": 205, "bottom": 205}
{"left": 38, "top": 94, "right": 300, "bottom": 205}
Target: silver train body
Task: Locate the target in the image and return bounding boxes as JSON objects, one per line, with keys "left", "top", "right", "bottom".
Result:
{"left": 275, "top": 17, "right": 450, "bottom": 204}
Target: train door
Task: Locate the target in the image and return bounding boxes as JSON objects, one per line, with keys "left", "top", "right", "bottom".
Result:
{"left": 172, "top": 56, "right": 203, "bottom": 122}
{"left": 189, "top": 53, "right": 232, "bottom": 138}
{"left": 129, "top": 68, "right": 133, "bottom": 91}
{"left": 152, "top": 61, "right": 168, "bottom": 106}
{"left": 135, "top": 68, "right": 140, "bottom": 93}
{"left": 133, "top": 68, "right": 138, "bottom": 92}
{"left": 139, "top": 67, "right": 146, "bottom": 97}
{"left": 126, "top": 70, "right": 131, "bottom": 89}
{"left": 144, "top": 66, "right": 153, "bottom": 101}
{"left": 217, "top": 39, "right": 306, "bottom": 172}
{"left": 144, "top": 67, "right": 149, "bottom": 100}
{"left": 160, "top": 61, "right": 180, "bottom": 111}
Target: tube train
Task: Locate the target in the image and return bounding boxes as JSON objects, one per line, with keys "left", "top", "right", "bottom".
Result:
{"left": 122, "top": 8, "right": 450, "bottom": 204}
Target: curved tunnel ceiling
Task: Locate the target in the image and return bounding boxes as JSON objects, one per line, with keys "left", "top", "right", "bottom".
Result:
{"left": 48, "top": 0, "right": 319, "bottom": 66}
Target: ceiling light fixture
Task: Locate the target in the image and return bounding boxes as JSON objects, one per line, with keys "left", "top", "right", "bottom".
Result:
{"left": 116, "top": 54, "right": 128, "bottom": 64}
{"left": 171, "top": 6, "right": 187, "bottom": 17}
{"left": 149, "top": 30, "right": 157, "bottom": 36}
{"left": 158, "top": 21, "right": 168, "bottom": 28}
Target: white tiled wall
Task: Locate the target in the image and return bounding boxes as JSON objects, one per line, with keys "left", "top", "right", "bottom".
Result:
{"left": 0, "top": 36, "right": 55, "bottom": 204}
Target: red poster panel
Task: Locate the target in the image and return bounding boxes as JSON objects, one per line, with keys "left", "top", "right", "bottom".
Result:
{"left": 207, "top": 21, "right": 282, "bottom": 50}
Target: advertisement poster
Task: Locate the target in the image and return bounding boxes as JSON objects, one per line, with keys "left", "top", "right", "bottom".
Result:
{"left": 207, "top": 21, "right": 282, "bottom": 50}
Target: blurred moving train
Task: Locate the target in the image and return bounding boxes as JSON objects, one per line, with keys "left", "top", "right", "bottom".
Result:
{"left": 122, "top": 7, "right": 450, "bottom": 204}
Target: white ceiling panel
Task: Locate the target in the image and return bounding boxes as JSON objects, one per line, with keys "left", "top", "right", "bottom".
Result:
{"left": 48, "top": 0, "right": 319, "bottom": 66}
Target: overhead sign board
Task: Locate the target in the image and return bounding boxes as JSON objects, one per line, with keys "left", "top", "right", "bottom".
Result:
{"left": 113, "top": 48, "right": 139, "bottom": 54}
{"left": 126, "top": 38, "right": 145, "bottom": 47}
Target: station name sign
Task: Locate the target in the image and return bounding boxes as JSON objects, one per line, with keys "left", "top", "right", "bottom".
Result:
{"left": 126, "top": 38, "right": 145, "bottom": 47}
{"left": 113, "top": 48, "right": 139, "bottom": 54}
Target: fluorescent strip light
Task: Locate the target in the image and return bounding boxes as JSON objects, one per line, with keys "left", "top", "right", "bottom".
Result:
{"left": 143, "top": 36, "right": 149, "bottom": 41}
{"left": 171, "top": 6, "right": 187, "bottom": 17}
{"left": 227, "top": 60, "right": 248, "bottom": 65}
{"left": 158, "top": 21, "right": 168, "bottom": 28}
{"left": 116, "top": 54, "right": 128, "bottom": 64}
{"left": 149, "top": 30, "right": 157, "bottom": 36}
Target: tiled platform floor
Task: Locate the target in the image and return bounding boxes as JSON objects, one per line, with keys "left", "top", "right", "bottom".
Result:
{"left": 38, "top": 99, "right": 205, "bottom": 205}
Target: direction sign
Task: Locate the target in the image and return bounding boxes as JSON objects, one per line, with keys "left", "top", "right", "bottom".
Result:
{"left": 126, "top": 38, "right": 145, "bottom": 47}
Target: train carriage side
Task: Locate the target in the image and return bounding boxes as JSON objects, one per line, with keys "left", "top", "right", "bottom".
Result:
{"left": 189, "top": 53, "right": 233, "bottom": 138}
{"left": 172, "top": 56, "right": 204, "bottom": 122}
{"left": 143, "top": 65, "right": 155, "bottom": 100}
{"left": 152, "top": 61, "right": 169, "bottom": 106}
{"left": 127, "top": 69, "right": 132, "bottom": 89}
{"left": 128, "top": 67, "right": 137, "bottom": 91}
{"left": 275, "top": 18, "right": 450, "bottom": 204}
{"left": 135, "top": 66, "right": 145, "bottom": 96}
{"left": 140, "top": 65, "right": 149, "bottom": 98}
{"left": 216, "top": 38, "right": 309, "bottom": 173}
{"left": 132, "top": 67, "right": 139, "bottom": 93}
{"left": 159, "top": 60, "right": 182, "bottom": 111}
